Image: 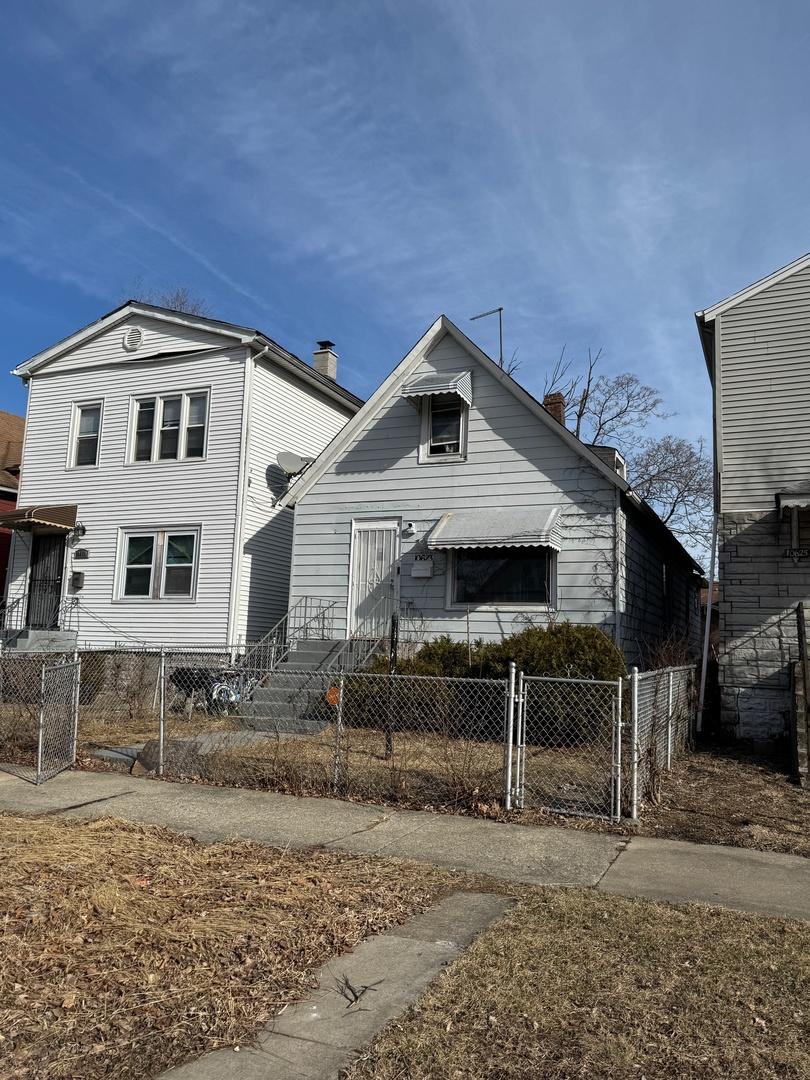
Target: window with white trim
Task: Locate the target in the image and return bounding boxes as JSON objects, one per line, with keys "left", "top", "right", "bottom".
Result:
{"left": 419, "top": 394, "right": 468, "bottom": 461}
{"left": 131, "top": 391, "right": 208, "bottom": 463}
{"left": 452, "top": 547, "right": 553, "bottom": 605}
{"left": 119, "top": 528, "right": 200, "bottom": 599}
{"left": 71, "top": 403, "right": 102, "bottom": 467}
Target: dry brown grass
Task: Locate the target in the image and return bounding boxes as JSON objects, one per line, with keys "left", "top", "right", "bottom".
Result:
{"left": 633, "top": 745, "right": 810, "bottom": 857}
{"left": 0, "top": 814, "right": 461, "bottom": 1080}
{"left": 345, "top": 889, "right": 810, "bottom": 1080}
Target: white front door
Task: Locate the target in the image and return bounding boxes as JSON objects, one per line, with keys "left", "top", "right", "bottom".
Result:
{"left": 348, "top": 520, "right": 400, "bottom": 636}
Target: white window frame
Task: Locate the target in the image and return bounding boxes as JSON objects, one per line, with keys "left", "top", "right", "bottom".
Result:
{"left": 418, "top": 395, "right": 468, "bottom": 463}
{"left": 116, "top": 526, "right": 201, "bottom": 601}
{"left": 127, "top": 389, "right": 210, "bottom": 465}
{"left": 67, "top": 400, "right": 104, "bottom": 469}
{"left": 446, "top": 547, "right": 557, "bottom": 611}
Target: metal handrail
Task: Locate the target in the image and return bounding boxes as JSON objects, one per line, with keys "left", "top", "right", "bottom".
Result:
{"left": 0, "top": 593, "right": 79, "bottom": 645}
{"left": 241, "top": 596, "right": 338, "bottom": 671}
{"left": 327, "top": 592, "right": 395, "bottom": 673}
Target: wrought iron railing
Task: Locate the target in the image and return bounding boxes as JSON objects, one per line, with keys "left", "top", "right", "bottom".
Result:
{"left": 0, "top": 593, "right": 79, "bottom": 645}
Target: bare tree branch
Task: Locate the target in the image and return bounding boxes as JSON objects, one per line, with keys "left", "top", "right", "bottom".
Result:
{"left": 544, "top": 345, "right": 711, "bottom": 562}
{"left": 127, "top": 278, "right": 210, "bottom": 316}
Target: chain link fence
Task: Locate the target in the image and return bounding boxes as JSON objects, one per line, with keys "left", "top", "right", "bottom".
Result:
{"left": 0, "top": 644, "right": 696, "bottom": 819}
{"left": 0, "top": 652, "right": 79, "bottom": 783}
{"left": 515, "top": 674, "right": 622, "bottom": 819}
{"left": 626, "top": 665, "right": 696, "bottom": 817}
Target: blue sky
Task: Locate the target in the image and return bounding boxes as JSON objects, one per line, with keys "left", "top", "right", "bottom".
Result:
{"left": 1, "top": 1, "right": 808, "bottom": 444}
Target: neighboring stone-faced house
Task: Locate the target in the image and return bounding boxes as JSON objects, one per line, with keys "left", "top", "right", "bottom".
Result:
{"left": 0, "top": 410, "right": 24, "bottom": 599}
{"left": 697, "top": 251, "right": 810, "bottom": 741}
{"left": 281, "top": 316, "right": 702, "bottom": 666}
{"left": 1, "top": 303, "right": 360, "bottom": 649}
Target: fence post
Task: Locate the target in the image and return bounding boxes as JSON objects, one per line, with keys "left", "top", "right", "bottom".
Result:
{"left": 71, "top": 656, "right": 81, "bottom": 766}
{"left": 331, "top": 672, "right": 346, "bottom": 793}
{"left": 504, "top": 660, "right": 516, "bottom": 811}
{"left": 630, "top": 666, "right": 639, "bottom": 820}
{"left": 36, "top": 663, "right": 46, "bottom": 786}
{"left": 666, "top": 670, "right": 674, "bottom": 770}
{"left": 516, "top": 671, "right": 526, "bottom": 810}
{"left": 612, "top": 677, "right": 623, "bottom": 822}
{"left": 158, "top": 648, "right": 166, "bottom": 777}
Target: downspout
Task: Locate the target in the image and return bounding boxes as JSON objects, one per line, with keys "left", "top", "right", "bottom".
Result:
{"left": 225, "top": 345, "right": 268, "bottom": 646}
{"left": 697, "top": 512, "right": 719, "bottom": 734}
{"left": 613, "top": 489, "right": 622, "bottom": 647}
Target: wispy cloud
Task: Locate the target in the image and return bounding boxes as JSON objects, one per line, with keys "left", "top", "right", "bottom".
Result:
{"left": 1, "top": 0, "right": 809, "bottom": 429}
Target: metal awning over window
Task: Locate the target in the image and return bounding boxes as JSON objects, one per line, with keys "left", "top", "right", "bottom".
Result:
{"left": 401, "top": 370, "right": 473, "bottom": 407}
{"left": 428, "top": 507, "right": 563, "bottom": 551}
{"left": 0, "top": 504, "right": 78, "bottom": 531}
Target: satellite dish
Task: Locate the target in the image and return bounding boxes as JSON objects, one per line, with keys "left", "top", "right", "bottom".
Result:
{"left": 277, "top": 451, "right": 315, "bottom": 477}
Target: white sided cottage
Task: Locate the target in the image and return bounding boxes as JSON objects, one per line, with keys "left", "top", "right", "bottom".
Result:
{"left": 281, "top": 316, "right": 703, "bottom": 667}
{"left": 1, "top": 303, "right": 360, "bottom": 649}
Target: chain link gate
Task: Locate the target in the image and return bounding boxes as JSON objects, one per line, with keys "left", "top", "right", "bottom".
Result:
{"left": 36, "top": 660, "right": 80, "bottom": 784}
{"left": 506, "top": 668, "right": 623, "bottom": 821}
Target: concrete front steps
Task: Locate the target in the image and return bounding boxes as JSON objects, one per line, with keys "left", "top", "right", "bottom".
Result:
{"left": 4, "top": 628, "right": 78, "bottom": 652}
{"left": 241, "top": 638, "right": 346, "bottom": 735}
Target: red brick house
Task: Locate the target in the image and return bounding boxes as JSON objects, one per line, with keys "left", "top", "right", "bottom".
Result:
{"left": 0, "top": 410, "right": 24, "bottom": 599}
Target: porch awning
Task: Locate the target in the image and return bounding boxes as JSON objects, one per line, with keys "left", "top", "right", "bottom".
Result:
{"left": 0, "top": 504, "right": 77, "bottom": 531}
{"left": 777, "top": 487, "right": 810, "bottom": 511}
{"left": 401, "top": 370, "right": 473, "bottom": 407}
{"left": 427, "top": 506, "right": 564, "bottom": 551}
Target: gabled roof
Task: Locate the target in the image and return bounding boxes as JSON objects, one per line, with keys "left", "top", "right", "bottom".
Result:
{"left": 279, "top": 315, "right": 634, "bottom": 508}
{"left": 696, "top": 250, "right": 810, "bottom": 323}
{"left": 278, "top": 314, "right": 703, "bottom": 573}
{"left": 12, "top": 301, "right": 363, "bottom": 411}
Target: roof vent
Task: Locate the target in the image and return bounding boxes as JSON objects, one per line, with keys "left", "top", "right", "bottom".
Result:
{"left": 122, "top": 326, "right": 143, "bottom": 353}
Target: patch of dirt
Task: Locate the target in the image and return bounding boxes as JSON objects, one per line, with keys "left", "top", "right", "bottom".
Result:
{"left": 345, "top": 889, "right": 810, "bottom": 1080}
{"left": 633, "top": 746, "right": 809, "bottom": 857}
{"left": 0, "top": 814, "right": 464, "bottom": 1080}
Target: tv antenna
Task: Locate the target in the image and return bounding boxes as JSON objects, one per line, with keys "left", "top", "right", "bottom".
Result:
{"left": 470, "top": 306, "right": 503, "bottom": 367}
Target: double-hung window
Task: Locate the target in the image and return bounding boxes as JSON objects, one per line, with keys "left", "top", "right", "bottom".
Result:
{"left": 420, "top": 394, "right": 467, "bottom": 461}
{"left": 132, "top": 391, "right": 208, "bottom": 463}
{"left": 120, "top": 528, "right": 200, "bottom": 599}
{"left": 71, "top": 403, "right": 102, "bottom": 467}
{"left": 452, "top": 547, "right": 554, "bottom": 606}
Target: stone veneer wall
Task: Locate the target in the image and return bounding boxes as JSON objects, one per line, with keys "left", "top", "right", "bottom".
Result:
{"left": 718, "top": 508, "right": 810, "bottom": 742}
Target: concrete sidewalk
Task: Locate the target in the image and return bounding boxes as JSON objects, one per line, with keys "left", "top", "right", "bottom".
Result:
{"left": 0, "top": 769, "right": 807, "bottom": 919}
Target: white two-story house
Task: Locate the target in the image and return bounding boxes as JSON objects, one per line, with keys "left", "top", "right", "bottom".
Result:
{"left": 0, "top": 302, "right": 360, "bottom": 649}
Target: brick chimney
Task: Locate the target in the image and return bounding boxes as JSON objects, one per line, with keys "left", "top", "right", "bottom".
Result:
{"left": 543, "top": 392, "right": 566, "bottom": 426}
{"left": 313, "top": 340, "right": 338, "bottom": 381}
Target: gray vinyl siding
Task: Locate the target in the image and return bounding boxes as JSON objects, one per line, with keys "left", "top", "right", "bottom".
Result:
{"left": 620, "top": 504, "right": 700, "bottom": 666}
{"left": 8, "top": 334, "right": 247, "bottom": 647}
{"left": 235, "top": 359, "right": 353, "bottom": 642}
{"left": 718, "top": 263, "right": 810, "bottom": 512}
{"left": 290, "top": 331, "right": 619, "bottom": 644}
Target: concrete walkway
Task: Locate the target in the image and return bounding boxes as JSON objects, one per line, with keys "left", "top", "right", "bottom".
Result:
{"left": 159, "top": 892, "right": 513, "bottom": 1080}
{"left": 0, "top": 769, "right": 808, "bottom": 920}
